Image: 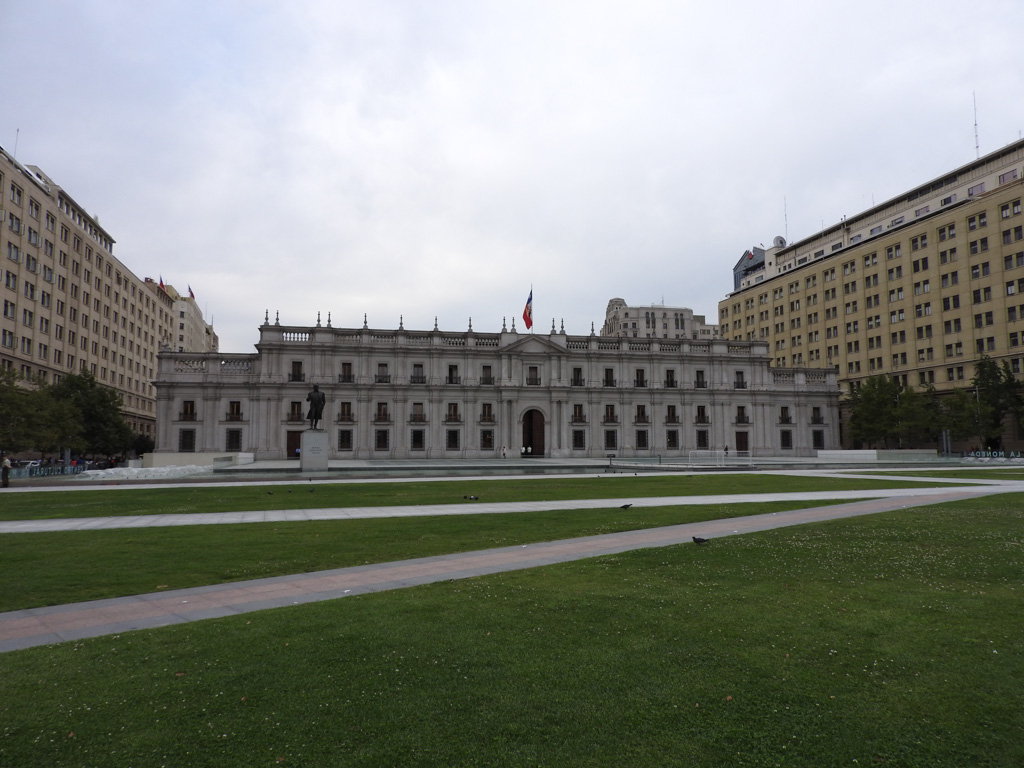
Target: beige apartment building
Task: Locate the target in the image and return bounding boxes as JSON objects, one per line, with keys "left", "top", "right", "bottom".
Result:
{"left": 601, "top": 298, "right": 720, "bottom": 340}
{"left": 0, "top": 145, "right": 207, "bottom": 439}
{"left": 719, "top": 138, "right": 1024, "bottom": 442}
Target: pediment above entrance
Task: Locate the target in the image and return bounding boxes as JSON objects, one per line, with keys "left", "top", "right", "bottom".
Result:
{"left": 502, "top": 335, "right": 567, "bottom": 356}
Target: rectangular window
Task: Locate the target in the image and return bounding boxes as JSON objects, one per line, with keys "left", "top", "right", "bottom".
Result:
{"left": 572, "top": 430, "right": 586, "bottom": 450}
{"left": 374, "top": 430, "right": 390, "bottom": 451}
{"left": 446, "top": 430, "right": 460, "bottom": 451}
{"left": 226, "top": 429, "right": 242, "bottom": 451}
{"left": 480, "top": 429, "right": 494, "bottom": 451}
{"left": 635, "top": 430, "right": 649, "bottom": 450}
{"left": 604, "top": 430, "right": 618, "bottom": 450}
{"left": 338, "top": 430, "right": 353, "bottom": 451}
{"left": 666, "top": 429, "right": 679, "bottom": 449}
{"left": 178, "top": 429, "right": 196, "bottom": 452}
{"left": 696, "top": 429, "right": 709, "bottom": 448}
{"left": 410, "top": 429, "right": 425, "bottom": 451}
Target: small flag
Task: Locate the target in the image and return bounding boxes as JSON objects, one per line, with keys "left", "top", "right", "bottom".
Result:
{"left": 158, "top": 275, "right": 165, "bottom": 291}
{"left": 522, "top": 289, "right": 533, "bottom": 330}
{"left": 188, "top": 285, "right": 195, "bottom": 299}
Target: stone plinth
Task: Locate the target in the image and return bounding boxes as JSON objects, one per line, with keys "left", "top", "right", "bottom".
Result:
{"left": 300, "top": 430, "right": 329, "bottom": 472}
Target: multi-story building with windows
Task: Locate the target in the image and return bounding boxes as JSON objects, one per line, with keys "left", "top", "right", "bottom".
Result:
{"left": 151, "top": 316, "right": 839, "bottom": 463}
{"left": 0, "top": 145, "right": 212, "bottom": 439}
{"left": 601, "top": 298, "right": 720, "bottom": 340}
{"left": 155, "top": 281, "right": 219, "bottom": 354}
{"left": 719, "top": 138, "right": 1024, "bottom": 439}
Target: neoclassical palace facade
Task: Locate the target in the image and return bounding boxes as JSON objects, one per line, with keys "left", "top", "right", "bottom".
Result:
{"left": 151, "top": 318, "right": 840, "bottom": 463}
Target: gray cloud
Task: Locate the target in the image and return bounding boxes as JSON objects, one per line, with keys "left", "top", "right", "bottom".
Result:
{"left": 4, "top": 0, "right": 1022, "bottom": 350}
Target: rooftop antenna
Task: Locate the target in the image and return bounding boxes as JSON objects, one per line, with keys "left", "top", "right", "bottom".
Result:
{"left": 13, "top": 128, "right": 19, "bottom": 160}
{"left": 974, "top": 91, "right": 980, "bottom": 159}
{"left": 783, "top": 196, "right": 788, "bottom": 242}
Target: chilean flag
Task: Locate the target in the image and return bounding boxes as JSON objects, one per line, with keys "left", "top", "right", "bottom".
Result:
{"left": 522, "top": 289, "right": 533, "bottom": 330}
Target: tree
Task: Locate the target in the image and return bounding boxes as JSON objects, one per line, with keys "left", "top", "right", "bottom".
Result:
{"left": 847, "top": 376, "right": 901, "bottom": 448}
{"left": 30, "top": 387, "right": 85, "bottom": 456}
{"left": 133, "top": 433, "right": 155, "bottom": 456}
{"left": 0, "top": 369, "right": 31, "bottom": 454}
{"left": 971, "top": 357, "right": 1023, "bottom": 449}
{"left": 48, "top": 373, "right": 134, "bottom": 457}
{"left": 940, "top": 387, "right": 979, "bottom": 443}
{"left": 896, "top": 385, "right": 939, "bottom": 448}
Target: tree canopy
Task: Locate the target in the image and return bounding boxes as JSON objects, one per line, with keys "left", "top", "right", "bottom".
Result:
{"left": 0, "top": 372, "right": 134, "bottom": 458}
{"left": 847, "top": 362, "right": 1024, "bottom": 451}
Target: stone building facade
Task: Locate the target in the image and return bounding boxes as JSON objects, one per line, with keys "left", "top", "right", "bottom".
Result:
{"left": 152, "top": 317, "right": 840, "bottom": 463}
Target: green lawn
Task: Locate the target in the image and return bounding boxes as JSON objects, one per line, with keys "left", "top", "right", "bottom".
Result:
{"left": 1, "top": 473, "right": 957, "bottom": 521}
{"left": 857, "top": 467, "right": 1024, "bottom": 481}
{"left": 0, "top": 500, "right": 844, "bottom": 612}
{"left": 1, "top": 495, "right": 1020, "bottom": 767}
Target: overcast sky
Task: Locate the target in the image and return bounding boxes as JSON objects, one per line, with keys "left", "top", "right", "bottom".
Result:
{"left": 3, "top": 1, "right": 1023, "bottom": 352}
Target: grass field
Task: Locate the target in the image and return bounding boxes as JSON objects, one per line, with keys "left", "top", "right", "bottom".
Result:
{"left": 1, "top": 493, "right": 1021, "bottom": 767}
{"left": 0, "top": 495, "right": 1019, "bottom": 765}
{"left": 0, "top": 499, "right": 846, "bottom": 612}
{"left": 0, "top": 473, "right": 947, "bottom": 521}
{"left": 858, "top": 467, "right": 1024, "bottom": 481}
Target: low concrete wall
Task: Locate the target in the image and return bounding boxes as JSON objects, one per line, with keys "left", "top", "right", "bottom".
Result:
{"left": 817, "top": 450, "right": 877, "bottom": 462}
{"left": 145, "top": 452, "right": 254, "bottom": 468}
{"left": 876, "top": 450, "right": 938, "bottom": 462}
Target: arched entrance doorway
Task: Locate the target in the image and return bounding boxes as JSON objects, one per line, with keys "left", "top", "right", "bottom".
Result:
{"left": 521, "top": 409, "right": 545, "bottom": 457}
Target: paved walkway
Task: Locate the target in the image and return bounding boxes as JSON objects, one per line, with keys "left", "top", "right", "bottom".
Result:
{"left": 0, "top": 482, "right": 1010, "bottom": 653}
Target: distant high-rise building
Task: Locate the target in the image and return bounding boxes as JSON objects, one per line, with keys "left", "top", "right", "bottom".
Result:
{"left": 601, "top": 298, "right": 720, "bottom": 339}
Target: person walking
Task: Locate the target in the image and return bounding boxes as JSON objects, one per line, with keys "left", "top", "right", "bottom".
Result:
{"left": 2, "top": 455, "right": 11, "bottom": 488}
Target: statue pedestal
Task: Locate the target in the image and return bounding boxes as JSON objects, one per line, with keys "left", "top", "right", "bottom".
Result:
{"left": 300, "top": 430, "right": 329, "bottom": 472}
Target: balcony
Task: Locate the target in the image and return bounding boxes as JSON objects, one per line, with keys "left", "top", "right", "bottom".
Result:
{"left": 570, "top": 415, "right": 588, "bottom": 424}
{"left": 602, "top": 379, "right": 617, "bottom": 388}
{"left": 374, "top": 374, "right": 392, "bottom": 384}
{"left": 526, "top": 377, "right": 542, "bottom": 385}
{"left": 479, "top": 414, "right": 495, "bottom": 423}
{"left": 736, "top": 416, "right": 751, "bottom": 424}
{"left": 225, "top": 412, "right": 244, "bottom": 422}
{"left": 812, "top": 416, "right": 825, "bottom": 425}
{"left": 480, "top": 375, "right": 495, "bottom": 385}
{"left": 633, "top": 380, "right": 647, "bottom": 388}
{"left": 337, "top": 373, "right": 354, "bottom": 384}
{"left": 634, "top": 416, "right": 650, "bottom": 424}
{"left": 734, "top": 380, "right": 748, "bottom": 389}
{"left": 779, "top": 416, "right": 793, "bottom": 425}
{"left": 287, "top": 372, "right": 305, "bottom": 382}
{"left": 570, "top": 378, "right": 585, "bottom": 387}
{"left": 409, "top": 375, "right": 427, "bottom": 384}
{"left": 444, "top": 415, "right": 463, "bottom": 423}
{"left": 664, "top": 380, "right": 678, "bottom": 388}
{"left": 178, "top": 412, "right": 197, "bottom": 421}
{"left": 336, "top": 414, "right": 355, "bottom": 423}
{"left": 602, "top": 416, "right": 620, "bottom": 424}
{"left": 446, "top": 376, "right": 461, "bottom": 385}
{"left": 409, "top": 414, "right": 427, "bottom": 423}
{"left": 694, "top": 380, "right": 708, "bottom": 389}
{"left": 665, "top": 416, "right": 680, "bottom": 424}
{"left": 695, "top": 416, "right": 710, "bottom": 425}
{"left": 373, "top": 414, "right": 391, "bottom": 424}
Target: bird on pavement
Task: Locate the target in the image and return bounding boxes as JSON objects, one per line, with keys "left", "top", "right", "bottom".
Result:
{"left": 692, "top": 536, "right": 709, "bottom": 545}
